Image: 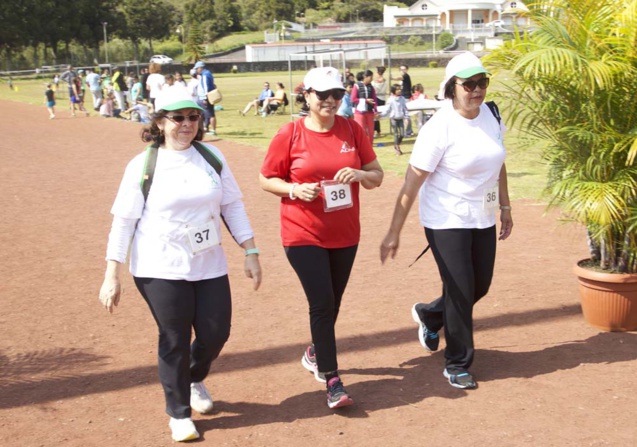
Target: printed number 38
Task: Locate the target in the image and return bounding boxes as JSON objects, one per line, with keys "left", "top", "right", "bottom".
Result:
{"left": 330, "top": 189, "right": 347, "bottom": 201}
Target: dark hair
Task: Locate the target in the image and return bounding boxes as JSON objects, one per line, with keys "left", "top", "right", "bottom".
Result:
{"left": 376, "top": 66, "right": 386, "bottom": 75}
{"left": 364, "top": 69, "right": 373, "bottom": 78}
{"left": 444, "top": 77, "right": 457, "bottom": 100}
{"left": 356, "top": 71, "right": 365, "bottom": 81}
{"left": 390, "top": 83, "right": 402, "bottom": 95}
{"left": 345, "top": 80, "right": 355, "bottom": 88}
{"left": 277, "top": 82, "right": 285, "bottom": 89}
{"left": 141, "top": 110, "right": 204, "bottom": 145}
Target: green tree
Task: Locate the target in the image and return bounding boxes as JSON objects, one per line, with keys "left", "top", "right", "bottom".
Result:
{"left": 184, "top": 21, "right": 205, "bottom": 63}
{"left": 120, "top": 0, "right": 177, "bottom": 57}
{"left": 485, "top": 0, "right": 637, "bottom": 272}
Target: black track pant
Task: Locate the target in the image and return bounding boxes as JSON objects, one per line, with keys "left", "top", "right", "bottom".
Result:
{"left": 420, "top": 226, "right": 496, "bottom": 373}
{"left": 134, "top": 275, "right": 231, "bottom": 418}
{"left": 285, "top": 245, "right": 358, "bottom": 373}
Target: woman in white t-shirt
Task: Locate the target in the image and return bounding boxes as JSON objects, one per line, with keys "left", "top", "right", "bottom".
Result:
{"left": 98, "top": 86, "right": 262, "bottom": 443}
{"left": 380, "top": 52, "right": 513, "bottom": 391}
{"left": 146, "top": 62, "right": 166, "bottom": 109}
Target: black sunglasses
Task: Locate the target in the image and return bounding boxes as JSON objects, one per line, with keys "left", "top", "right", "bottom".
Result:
{"left": 455, "top": 77, "right": 490, "bottom": 92}
{"left": 310, "top": 89, "right": 345, "bottom": 101}
{"left": 165, "top": 114, "right": 201, "bottom": 123}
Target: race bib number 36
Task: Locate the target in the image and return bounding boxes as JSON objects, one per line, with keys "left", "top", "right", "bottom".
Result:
{"left": 321, "top": 180, "right": 353, "bottom": 213}
{"left": 482, "top": 185, "right": 499, "bottom": 210}
{"left": 187, "top": 220, "right": 220, "bottom": 254}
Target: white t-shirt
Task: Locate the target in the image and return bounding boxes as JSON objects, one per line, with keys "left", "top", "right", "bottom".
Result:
{"left": 107, "top": 144, "right": 253, "bottom": 281}
{"left": 146, "top": 73, "right": 166, "bottom": 99}
{"left": 409, "top": 101, "right": 506, "bottom": 229}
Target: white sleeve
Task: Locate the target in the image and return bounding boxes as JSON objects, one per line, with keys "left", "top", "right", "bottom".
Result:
{"left": 220, "top": 200, "right": 254, "bottom": 245}
{"left": 105, "top": 216, "right": 137, "bottom": 263}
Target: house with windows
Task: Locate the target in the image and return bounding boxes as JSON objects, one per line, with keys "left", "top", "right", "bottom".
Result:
{"left": 383, "top": 0, "right": 530, "bottom": 33}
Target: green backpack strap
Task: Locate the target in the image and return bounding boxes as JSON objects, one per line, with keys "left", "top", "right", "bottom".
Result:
{"left": 140, "top": 143, "right": 159, "bottom": 202}
{"left": 193, "top": 141, "right": 223, "bottom": 176}
{"left": 140, "top": 142, "right": 223, "bottom": 202}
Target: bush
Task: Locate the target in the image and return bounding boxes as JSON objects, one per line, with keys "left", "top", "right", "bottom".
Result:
{"left": 408, "top": 35, "right": 423, "bottom": 46}
{"left": 428, "top": 61, "right": 438, "bottom": 68}
{"left": 438, "top": 32, "right": 454, "bottom": 49}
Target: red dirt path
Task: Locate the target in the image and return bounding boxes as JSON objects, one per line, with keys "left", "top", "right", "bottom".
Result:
{"left": 1, "top": 100, "right": 636, "bottom": 446}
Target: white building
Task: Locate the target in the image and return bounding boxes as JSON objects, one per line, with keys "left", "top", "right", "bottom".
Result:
{"left": 384, "top": 0, "right": 530, "bottom": 32}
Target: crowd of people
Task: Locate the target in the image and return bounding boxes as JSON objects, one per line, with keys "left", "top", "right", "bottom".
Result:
{"left": 96, "top": 53, "right": 513, "bottom": 442}
{"left": 46, "top": 62, "right": 217, "bottom": 134}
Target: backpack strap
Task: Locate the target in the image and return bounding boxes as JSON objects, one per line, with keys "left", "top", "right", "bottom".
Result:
{"left": 193, "top": 141, "right": 223, "bottom": 176}
{"left": 141, "top": 143, "right": 159, "bottom": 202}
{"left": 140, "top": 141, "right": 223, "bottom": 202}
{"left": 485, "top": 100, "right": 501, "bottom": 125}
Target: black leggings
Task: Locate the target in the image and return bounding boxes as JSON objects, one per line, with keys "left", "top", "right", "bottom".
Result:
{"left": 420, "top": 226, "right": 496, "bottom": 373}
{"left": 285, "top": 245, "right": 358, "bottom": 373}
{"left": 134, "top": 275, "right": 232, "bottom": 419}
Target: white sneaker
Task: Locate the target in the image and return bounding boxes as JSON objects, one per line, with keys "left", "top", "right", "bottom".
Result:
{"left": 169, "top": 417, "right": 199, "bottom": 442}
{"left": 190, "top": 381, "right": 214, "bottom": 414}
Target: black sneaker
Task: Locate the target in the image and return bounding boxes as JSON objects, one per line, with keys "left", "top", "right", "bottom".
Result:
{"left": 443, "top": 369, "right": 477, "bottom": 389}
{"left": 411, "top": 303, "right": 439, "bottom": 352}
{"left": 301, "top": 345, "right": 326, "bottom": 383}
{"left": 326, "top": 377, "right": 354, "bottom": 409}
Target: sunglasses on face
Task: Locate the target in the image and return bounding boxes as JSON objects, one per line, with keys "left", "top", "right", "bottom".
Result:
{"left": 455, "top": 77, "right": 490, "bottom": 92}
{"left": 310, "top": 89, "right": 345, "bottom": 101}
{"left": 165, "top": 114, "right": 201, "bottom": 123}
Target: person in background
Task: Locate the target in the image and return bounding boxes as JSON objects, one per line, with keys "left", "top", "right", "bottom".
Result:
{"left": 392, "top": 65, "right": 413, "bottom": 136}
{"left": 259, "top": 67, "right": 383, "bottom": 410}
{"left": 261, "top": 82, "right": 286, "bottom": 117}
{"left": 175, "top": 72, "right": 187, "bottom": 87}
{"left": 85, "top": 68, "right": 103, "bottom": 110}
{"left": 112, "top": 66, "right": 129, "bottom": 111}
{"left": 187, "top": 69, "right": 199, "bottom": 104}
{"left": 99, "top": 85, "right": 262, "bottom": 442}
{"left": 240, "top": 81, "right": 274, "bottom": 116}
{"left": 146, "top": 63, "right": 165, "bottom": 109}
{"left": 164, "top": 73, "right": 175, "bottom": 89}
{"left": 44, "top": 83, "right": 56, "bottom": 119}
{"left": 336, "top": 80, "right": 354, "bottom": 119}
{"left": 380, "top": 52, "right": 513, "bottom": 390}
{"left": 372, "top": 66, "right": 388, "bottom": 138}
{"left": 130, "top": 75, "right": 143, "bottom": 103}
{"left": 380, "top": 84, "right": 409, "bottom": 156}
{"left": 410, "top": 83, "right": 429, "bottom": 132}
{"left": 194, "top": 61, "right": 217, "bottom": 136}
{"left": 351, "top": 70, "right": 378, "bottom": 147}
{"left": 140, "top": 67, "right": 151, "bottom": 102}
{"left": 60, "top": 65, "right": 77, "bottom": 103}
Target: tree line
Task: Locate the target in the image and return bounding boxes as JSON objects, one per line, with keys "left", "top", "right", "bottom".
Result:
{"left": 0, "top": 0, "right": 395, "bottom": 69}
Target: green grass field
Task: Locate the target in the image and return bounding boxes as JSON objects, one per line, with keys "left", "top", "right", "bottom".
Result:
{"left": 0, "top": 67, "right": 547, "bottom": 201}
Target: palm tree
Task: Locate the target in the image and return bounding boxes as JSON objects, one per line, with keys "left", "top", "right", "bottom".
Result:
{"left": 485, "top": 0, "right": 637, "bottom": 273}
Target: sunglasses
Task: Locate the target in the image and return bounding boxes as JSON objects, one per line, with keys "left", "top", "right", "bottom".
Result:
{"left": 455, "top": 77, "right": 490, "bottom": 92}
{"left": 310, "top": 89, "right": 345, "bottom": 101}
{"left": 165, "top": 114, "right": 201, "bottom": 123}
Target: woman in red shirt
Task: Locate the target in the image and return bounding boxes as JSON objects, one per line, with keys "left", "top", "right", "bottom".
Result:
{"left": 260, "top": 67, "right": 383, "bottom": 409}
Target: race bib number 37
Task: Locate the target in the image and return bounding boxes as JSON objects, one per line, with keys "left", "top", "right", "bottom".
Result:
{"left": 321, "top": 180, "right": 353, "bottom": 213}
{"left": 187, "top": 220, "right": 220, "bottom": 254}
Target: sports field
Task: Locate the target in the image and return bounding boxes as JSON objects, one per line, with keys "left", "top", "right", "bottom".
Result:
{"left": 0, "top": 94, "right": 635, "bottom": 446}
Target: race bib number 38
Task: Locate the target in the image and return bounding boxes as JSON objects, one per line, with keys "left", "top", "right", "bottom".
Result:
{"left": 321, "top": 180, "right": 353, "bottom": 213}
{"left": 187, "top": 220, "right": 220, "bottom": 254}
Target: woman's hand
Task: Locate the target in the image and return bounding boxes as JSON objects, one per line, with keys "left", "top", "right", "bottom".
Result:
{"left": 499, "top": 209, "right": 513, "bottom": 240}
{"left": 99, "top": 277, "right": 121, "bottom": 314}
{"left": 380, "top": 231, "right": 400, "bottom": 264}
{"left": 244, "top": 255, "right": 262, "bottom": 290}
{"left": 292, "top": 182, "right": 321, "bottom": 202}
{"left": 334, "top": 167, "right": 365, "bottom": 184}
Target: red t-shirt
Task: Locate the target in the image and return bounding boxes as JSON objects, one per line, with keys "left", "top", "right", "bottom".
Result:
{"left": 261, "top": 116, "right": 377, "bottom": 248}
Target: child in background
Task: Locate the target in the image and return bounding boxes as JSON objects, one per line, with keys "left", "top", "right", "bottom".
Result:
{"left": 337, "top": 81, "right": 354, "bottom": 118}
{"left": 381, "top": 84, "right": 409, "bottom": 155}
{"left": 100, "top": 92, "right": 115, "bottom": 118}
{"left": 45, "top": 83, "right": 56, "bottom": 119}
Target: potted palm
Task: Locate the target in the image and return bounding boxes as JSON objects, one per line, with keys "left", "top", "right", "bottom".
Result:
{"left": 485, "top": 0, "right": 637, "bottom": 330}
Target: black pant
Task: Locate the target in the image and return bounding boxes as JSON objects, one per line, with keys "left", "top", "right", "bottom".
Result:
{"left": 285, "top": 245, "right": 358, "bottom": 373}
{"left": 134, "top": 275, "right": 232, "bottom": 419}
{"left": 421, "top": 226, "right": 496, "bottom": 373}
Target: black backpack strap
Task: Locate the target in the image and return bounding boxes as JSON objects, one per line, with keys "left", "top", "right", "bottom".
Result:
{"left": 485, "top": 100, "right": 501, "bottom": 125}
{"left": 193, "top": 141, "right": 223, "bottom": 176}
{"left": 140, "top": 143, "right": 159, "bottom": 202}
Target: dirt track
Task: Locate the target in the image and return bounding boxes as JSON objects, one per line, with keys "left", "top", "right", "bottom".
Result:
{"left": 1, "top": 100, "right": 636, "bottom": 446}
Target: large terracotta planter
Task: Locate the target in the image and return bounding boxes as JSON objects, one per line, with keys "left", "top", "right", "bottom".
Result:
{"left": 574, "top": 260, "right": 637, "bottom": 331}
